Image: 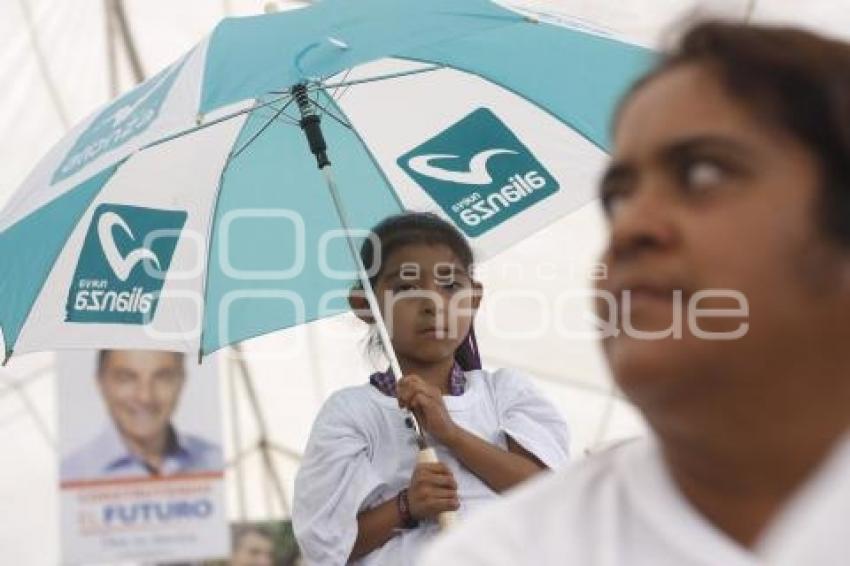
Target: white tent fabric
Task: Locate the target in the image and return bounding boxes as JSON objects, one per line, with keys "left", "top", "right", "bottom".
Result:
{"left": 2, "top": 1, "right": 848, "bottom": 564}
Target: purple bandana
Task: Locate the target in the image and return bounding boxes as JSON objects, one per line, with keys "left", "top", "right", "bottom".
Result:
{"left": 369, "top": 362, "right": 467, "bottom": 397}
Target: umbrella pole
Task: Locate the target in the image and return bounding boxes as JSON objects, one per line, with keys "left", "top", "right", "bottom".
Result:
{"left": 318, "top": 164, "right": 421, "bottom": 438}
{"left": 291, "top": 83, "right": 456, "bottom": 529}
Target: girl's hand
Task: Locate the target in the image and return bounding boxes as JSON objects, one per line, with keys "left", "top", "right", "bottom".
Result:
{"left": 408, "top": 462, "right": 460, "bottom": 521}
{"left": 397, "top": 374, "right": 459, "bottom": 445}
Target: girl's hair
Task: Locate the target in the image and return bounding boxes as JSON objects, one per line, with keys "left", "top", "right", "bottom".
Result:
{"left": 616, "top": 21, "right": 850, "bottom": 246}
{"left": 357, "top": 212, "right": 481, "bottom": 371}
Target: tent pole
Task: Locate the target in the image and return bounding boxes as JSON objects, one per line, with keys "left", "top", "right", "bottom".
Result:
{"left": 17, "top": 0, "right": 70, "bottom": 129}
{"left": 109, "top": 0, "right": 146, "bottom": 83}
{"left": 232, "top": 345, "right": 290, "bottom": 516}
{"left": 744, "top": 0, "right": 757, "bottom": 21}
{"left": 103, "top": 0, "right": 119, "bottom": 98}
{"left": 228, "top": 354, "right": 248, "bottom": 521}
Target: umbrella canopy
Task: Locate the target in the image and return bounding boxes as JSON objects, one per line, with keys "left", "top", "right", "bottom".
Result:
{"left": 0, "top": 0, "right": 652, "bottom": 363}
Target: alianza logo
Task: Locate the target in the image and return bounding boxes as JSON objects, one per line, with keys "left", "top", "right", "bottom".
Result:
{"left": 65, "top": 204, "right": 187, "bottom": 325}
{"left": 398, "top": 108, "right": 560, "bottom": 237}
{"left": 52, "top": 57, "right": 186, "bottom": 185}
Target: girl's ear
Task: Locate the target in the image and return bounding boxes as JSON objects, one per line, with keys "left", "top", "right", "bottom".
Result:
{"left": 349, "top": 287, "right": 375, "bottom": 324}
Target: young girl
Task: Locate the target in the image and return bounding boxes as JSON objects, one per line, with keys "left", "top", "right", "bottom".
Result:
{"left": 292, "top": 212, "right": 570, "bottom": 565}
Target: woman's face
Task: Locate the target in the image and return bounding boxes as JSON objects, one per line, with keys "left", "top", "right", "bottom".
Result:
{"left": 373, "top": 243, "right": 479, "bottom": 367}
{"left": 595, "top": 63, "right": 850, "bottom": 408}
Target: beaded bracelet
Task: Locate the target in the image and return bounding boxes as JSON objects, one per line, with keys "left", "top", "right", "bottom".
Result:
{"left": 397, "top": 488, "right": 419, "bottom": 529}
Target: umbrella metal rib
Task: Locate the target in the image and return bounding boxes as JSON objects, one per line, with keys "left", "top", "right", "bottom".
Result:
{"left": 230, "top": 97, "right": 296, "bottom": 161}
{"left": 330, "top": 68, "right": 354, "bottom": 101}
{"left": 310, "top": 93, "right": 352, "bottom": 130}
{"left": 139, "top": 64, "right": 444, "bottom": 157}
{"left": 145, "top": 94, "right": 293, "bottom": 151}
{"left": 268, "top": 63, "right": 446, "bottom": 95}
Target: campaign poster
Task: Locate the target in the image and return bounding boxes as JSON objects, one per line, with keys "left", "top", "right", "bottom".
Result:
{"left": 57, "top": 349, "right": 229, "bottom": 564}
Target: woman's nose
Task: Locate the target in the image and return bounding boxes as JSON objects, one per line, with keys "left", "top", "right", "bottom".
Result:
{"left": 608, "top": 184, "right": 678, "bottom": 262}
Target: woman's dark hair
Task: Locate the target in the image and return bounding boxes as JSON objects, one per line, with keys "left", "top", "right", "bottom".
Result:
{"left": 357, "top": 212, "right": 481, "bottom": 371}
{"left": 617, "top": 21, "right": 850, "bottom": 245}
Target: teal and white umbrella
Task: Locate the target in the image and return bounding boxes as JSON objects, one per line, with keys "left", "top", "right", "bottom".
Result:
{"left": 0, "top": 0, "right": 651, "bottom": 367}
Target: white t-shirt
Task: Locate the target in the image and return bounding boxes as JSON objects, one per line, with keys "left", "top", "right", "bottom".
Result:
{"left": 292, "top": 368, "right": 571, "bottom": 566}
{"left": 418, "top": 433, "right": 850, "bottom": 566}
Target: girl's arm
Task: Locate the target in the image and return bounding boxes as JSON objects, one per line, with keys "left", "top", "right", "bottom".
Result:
{"left": 398, "top": 374, "right": 547, "bottom": 493}
{"left": 350, "top": 462, "right": 459, "bottom": 561}
{"left": 350, "top": 498, "right": 402, "bottom": 561}
{"left": 443, "top": 427, "right": 546, "bottom": 493}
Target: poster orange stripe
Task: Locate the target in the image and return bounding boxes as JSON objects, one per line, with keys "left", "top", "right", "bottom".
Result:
{"left": 60, "top": 471, "right": 224, "bottom": 489}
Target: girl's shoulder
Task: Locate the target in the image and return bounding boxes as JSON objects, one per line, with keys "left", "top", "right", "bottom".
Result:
{"left": 324, "top": 383, "right": 376, "bottom": 404}
{"left": 463, "top": 367, "right": 547, "bottom": 409}
{"left": 315, "top": 384, "right": 381, "bottom": 422}
{"left": 306, "top": 385, "right": 392, "bottom": 445}
{"left": 467, "top": 366, "right": 536, "bottom": 393}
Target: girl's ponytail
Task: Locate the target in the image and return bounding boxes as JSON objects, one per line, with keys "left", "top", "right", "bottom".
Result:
{"left": 454, "top": 327, "right": 482, "bottom": 371}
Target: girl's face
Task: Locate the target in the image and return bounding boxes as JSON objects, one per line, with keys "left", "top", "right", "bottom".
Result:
{"left": 373, "top": 243, "right": 480, "bottom": 367}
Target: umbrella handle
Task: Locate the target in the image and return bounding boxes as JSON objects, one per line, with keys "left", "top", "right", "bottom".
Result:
{"left": 417, "top": 447, "right": 457, "bottom": 530}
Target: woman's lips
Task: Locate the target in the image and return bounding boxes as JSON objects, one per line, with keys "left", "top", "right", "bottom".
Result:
{"left": 608, "top": 276, "right": 690, "bottom": 314}
{"left": 623, "top": 286, "right": 683, "bottom": 303}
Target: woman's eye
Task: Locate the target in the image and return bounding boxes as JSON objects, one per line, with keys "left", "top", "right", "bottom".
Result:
{"left": 682, "top": 159, "right": 726, "bottom": 192}
{"left": 600, "top": 188, "right": 628, "bottom": 219}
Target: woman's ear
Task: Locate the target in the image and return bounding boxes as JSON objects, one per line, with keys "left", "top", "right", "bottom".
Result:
{"left": 349, "top": 287, "right": 375, "bottom": 324}
{"left": 471, "top": 281, "right": 484, "bottom": 312}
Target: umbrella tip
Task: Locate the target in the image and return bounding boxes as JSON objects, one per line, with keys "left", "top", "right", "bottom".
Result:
{"left": 197, "top": 349, "right": 204, "bottom": 365}
{"left": 2, "top": 350, "right": 11, "bottom": 367}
